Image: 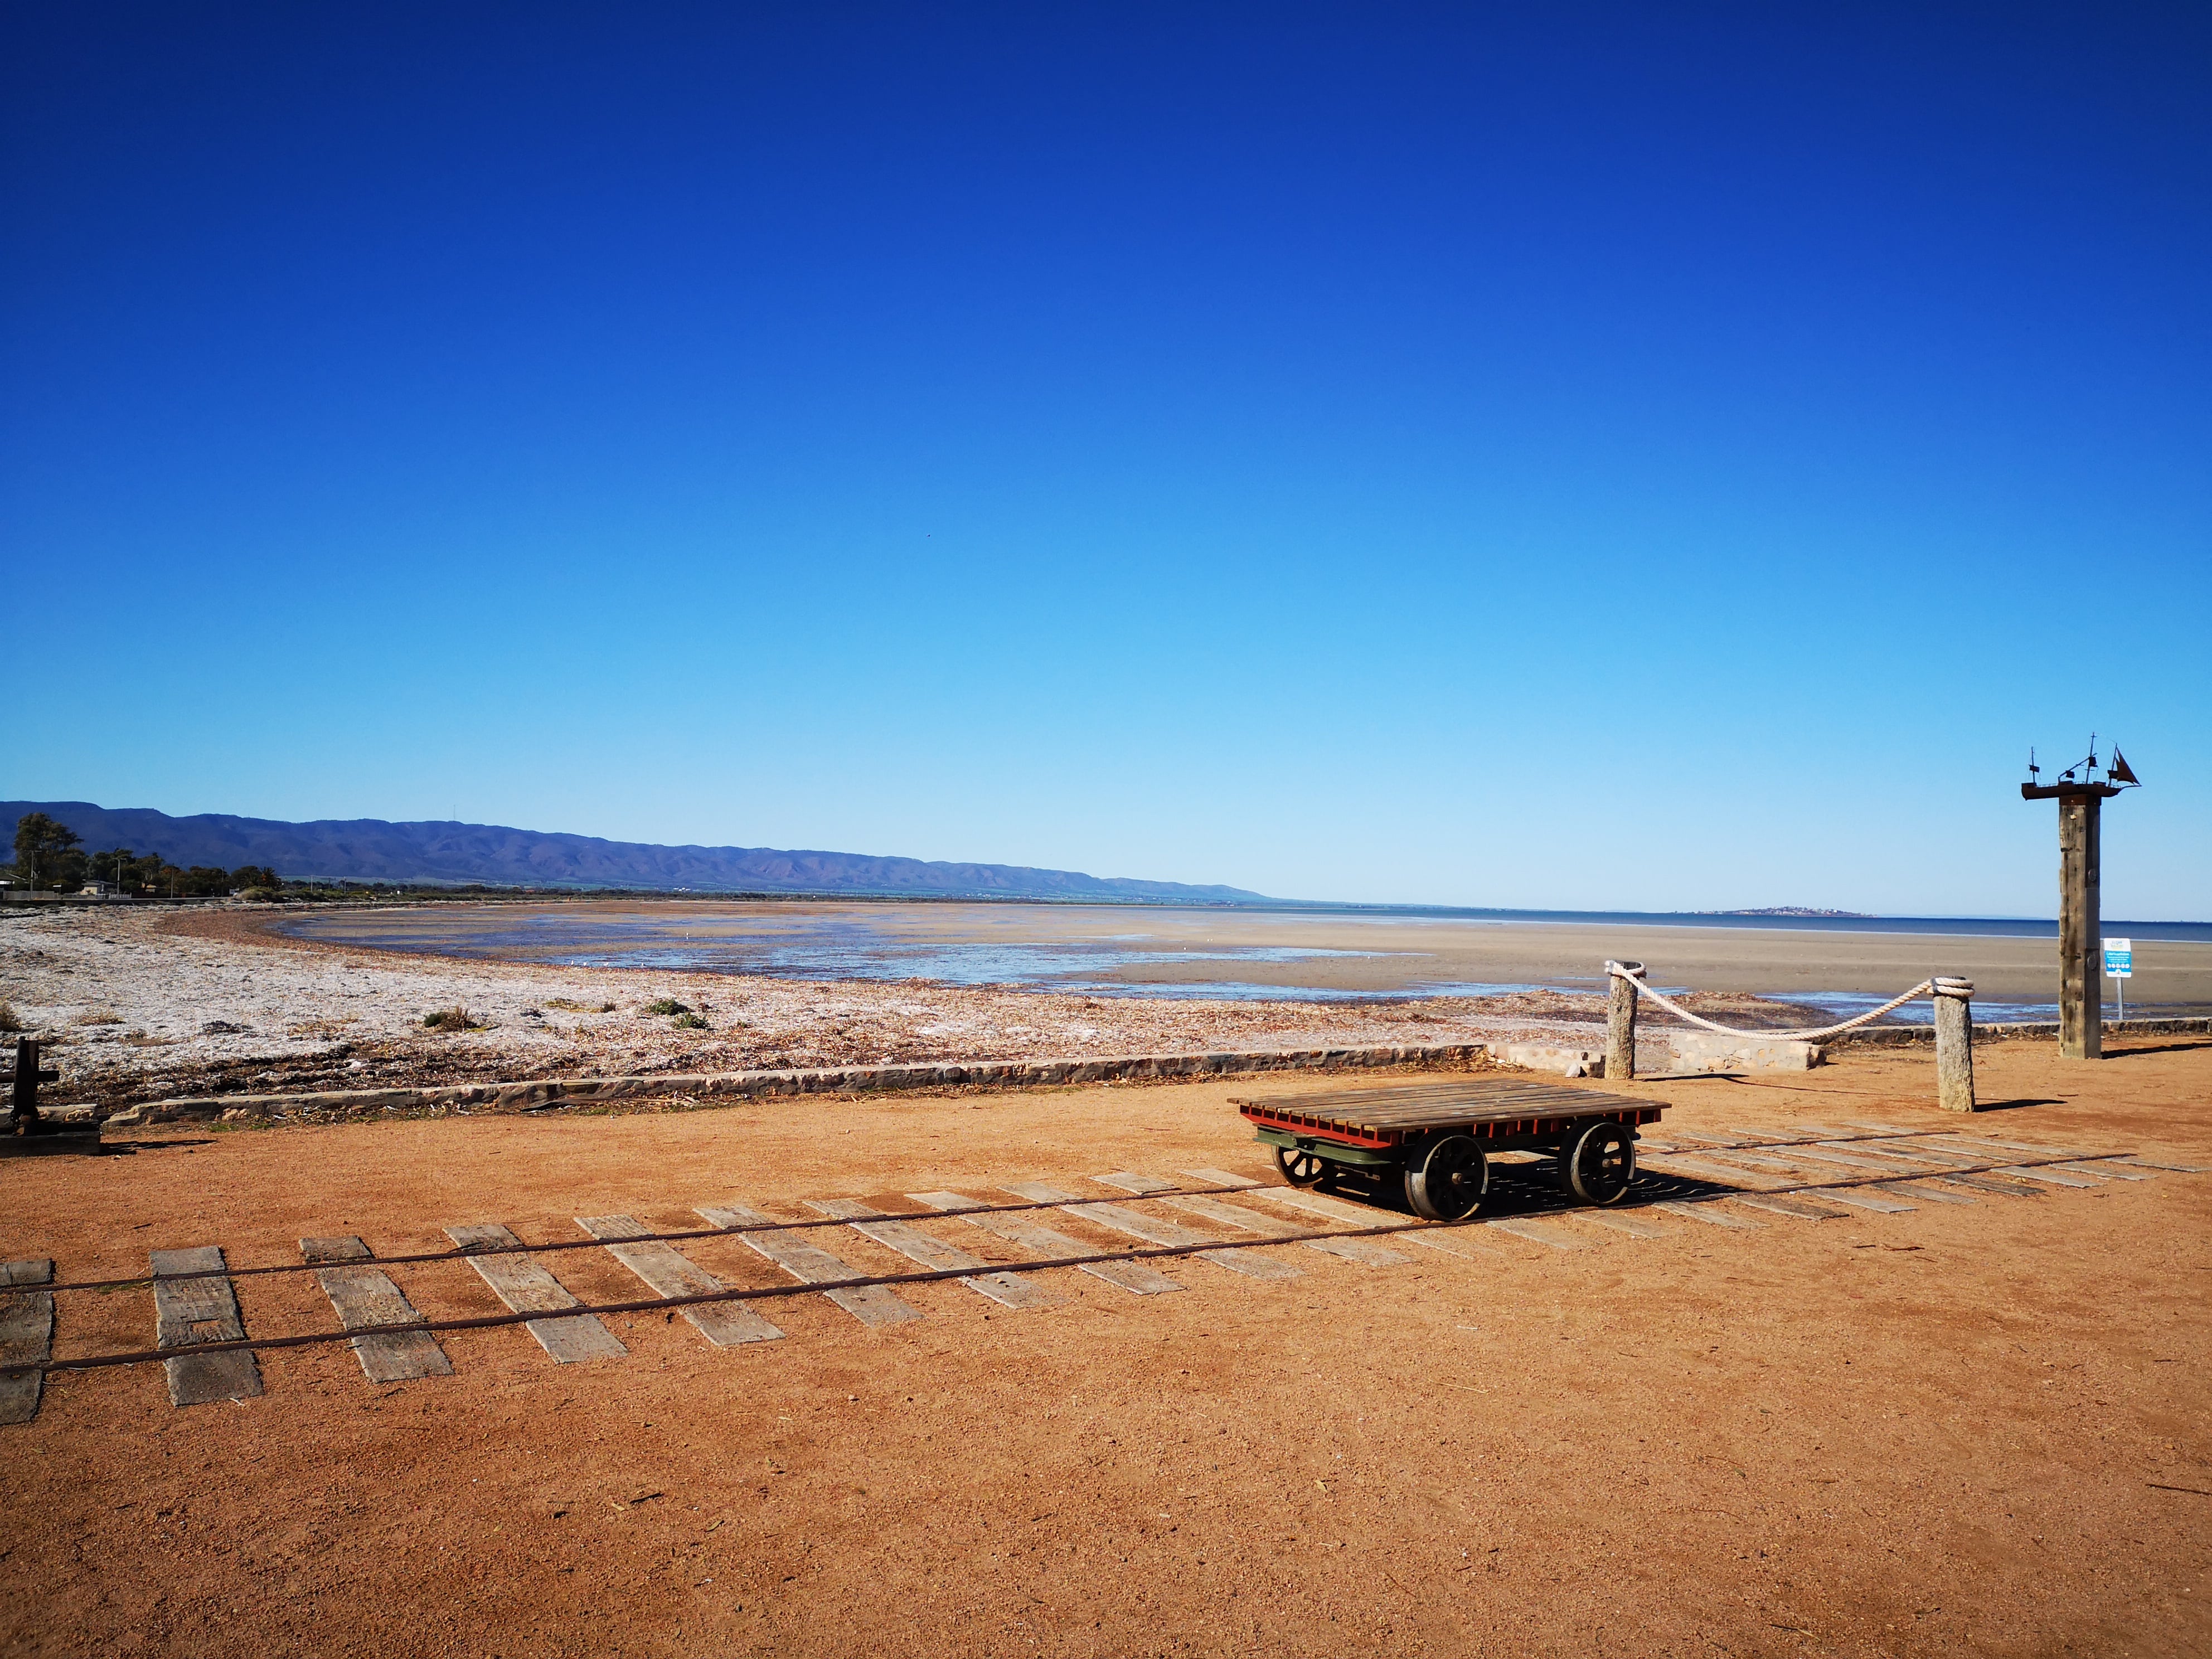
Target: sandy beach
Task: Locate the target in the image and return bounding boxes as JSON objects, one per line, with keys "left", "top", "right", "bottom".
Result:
{"left": 0, "top": 905, "right": 1632, "bottom": 1110}
{"left": 6, "top": 900, "right": 2208, "bottom": 1112}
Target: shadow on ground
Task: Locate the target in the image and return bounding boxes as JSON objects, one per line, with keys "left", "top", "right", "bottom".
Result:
{"left": 1308, "top": 1156, "right": 1736, "bottom": 1219}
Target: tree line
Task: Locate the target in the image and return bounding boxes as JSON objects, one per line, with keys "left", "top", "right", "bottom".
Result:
{"left": 6, "top": 812, "right": 283, "bottom": 898}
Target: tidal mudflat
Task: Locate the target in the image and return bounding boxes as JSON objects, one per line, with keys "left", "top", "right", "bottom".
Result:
{"left": 0, "top": 905, "right": 1626, "bottom": 1109}
{"left": 275, "top": 898, "right": 2212, "bottom": 1006}
{"left": 8, "top": 899, "right": 2209, "bottom": 1109}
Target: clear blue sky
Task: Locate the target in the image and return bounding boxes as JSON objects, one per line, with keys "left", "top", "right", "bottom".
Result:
{"left": 5, "top": 4, "right": 2207, "bottom": 916}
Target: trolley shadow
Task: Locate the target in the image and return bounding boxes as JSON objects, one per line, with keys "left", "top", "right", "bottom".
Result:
{"left": 1295, "top": 1155, "right": 1738, "bottom": 1220}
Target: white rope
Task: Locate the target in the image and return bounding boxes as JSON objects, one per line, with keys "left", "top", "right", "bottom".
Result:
{"left": 1603, "top": 961, "right": 1972, "bottom": 1044}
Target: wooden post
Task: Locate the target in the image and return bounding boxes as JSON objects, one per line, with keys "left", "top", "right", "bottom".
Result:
{"left": 1933, "top": 978, "right": 1975, "bottom": 1113}
{"left": 2058, "top": 795, "right": 2102, "bottom": 1060}
{"left": 1604, "top": 962, "right": 1640, "bottom": 1081}
{"left": 9, "top": 1037, "right": 40, "bottom": 1133}
{"left": 2026, "top": 758, "right": 2128, "bottom": 1060}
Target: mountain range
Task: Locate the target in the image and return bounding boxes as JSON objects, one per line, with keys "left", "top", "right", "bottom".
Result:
{"left": 1, "top": 802, "right": 1266, "bottom": 903}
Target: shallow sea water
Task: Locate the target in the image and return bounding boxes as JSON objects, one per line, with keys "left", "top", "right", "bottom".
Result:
{"left": 267, "top": 903, "right": 2138, "bottom": 1018}
{"left": 277, "top": 906, "right": 1566, "bottom": 1002}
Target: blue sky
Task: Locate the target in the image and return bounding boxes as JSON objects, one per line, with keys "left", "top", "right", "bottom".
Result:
{"left": 5, "top": 4, "right": 2207, "bottom": 916}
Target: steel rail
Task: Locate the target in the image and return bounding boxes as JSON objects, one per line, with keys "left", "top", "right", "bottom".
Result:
{"left": 0, "top": 1178, "right": 1273, "bottom": 1297}
{"left": 1634, "top": 1151, "right": 2129, "bottom": 1189}
{"left": 1652, "top": 1128, "right": 2055, "bottom": 1151}
{"left": 0, "top": 1138, "right": 2141, "bottom": 1301}
{"left": 1654, "top": 1129, "right": 2106, "bottom": 1156}
{"left": 7, "top": 1207, "right": 1472, "bottom": 1376}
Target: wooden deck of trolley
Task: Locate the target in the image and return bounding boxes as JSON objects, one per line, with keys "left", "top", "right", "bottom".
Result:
{"left": 1234, "top": 1077, "right": 1665, "bottom": 1151}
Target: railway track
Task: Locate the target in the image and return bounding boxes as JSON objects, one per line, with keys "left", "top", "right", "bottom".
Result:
{"left": 0, "top": 1123, "right": 2193, "bottom": 1425}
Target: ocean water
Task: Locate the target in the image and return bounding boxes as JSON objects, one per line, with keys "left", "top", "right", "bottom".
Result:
{"left": 1253, "top": 905, "right": 2212, "bottom": 943}
{"left": 277, "top": 907, "right": 1564, "bottom": 1002}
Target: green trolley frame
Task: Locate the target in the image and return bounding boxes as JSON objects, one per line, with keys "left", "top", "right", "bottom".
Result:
{"left": 1236, "top": 1076, "right": 1668, "bottom": 1221}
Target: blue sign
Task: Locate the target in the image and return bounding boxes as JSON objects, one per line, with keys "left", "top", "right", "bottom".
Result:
{"left": 2103, "top": 938, "right": 2132, "bottom": 979}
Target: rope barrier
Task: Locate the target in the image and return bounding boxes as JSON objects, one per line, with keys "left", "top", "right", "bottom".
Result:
{"left": 1604, "top": 962, "right": 1973, "bottom": 1044}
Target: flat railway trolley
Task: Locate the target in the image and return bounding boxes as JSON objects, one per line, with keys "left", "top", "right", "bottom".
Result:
{"left": 1236, "top": 1076, "right": 1668, "bottom": 1220}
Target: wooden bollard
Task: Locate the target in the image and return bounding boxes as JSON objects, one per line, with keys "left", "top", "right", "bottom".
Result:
{"left": 1933, "top": 977, "right": 1976, "bottom": 1113}
{"left": 9, "top": 1037, "right": 41, "bottom": 1133}
{"left": 1604, "top": 961, "right": 1641, "bottom": 1082}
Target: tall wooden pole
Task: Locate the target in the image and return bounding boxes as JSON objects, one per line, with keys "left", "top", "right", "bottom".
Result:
{"left": 2057, "top": 794, "right": 2102, "bottom": 1060}
{"left": 2025, "top": 758, "right": 2130, "bottom": 1061}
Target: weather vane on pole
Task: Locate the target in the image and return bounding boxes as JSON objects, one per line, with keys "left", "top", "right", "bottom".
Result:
{"left": 2021, "top": 737, "right": 2140, "bottom": 1060}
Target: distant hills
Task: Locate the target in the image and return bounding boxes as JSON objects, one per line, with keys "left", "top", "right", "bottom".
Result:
{"left": 1707, "top": 906, "right": 1874, "bottom": 919}
{"left": 1, "top": 802, "right": 1267, "bottom": 903}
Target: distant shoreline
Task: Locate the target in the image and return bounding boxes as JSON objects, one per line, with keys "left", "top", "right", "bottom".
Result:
{"left": 11, "top": 887, "right": 2208, "bottom": 943}
{"left": 237, "top": 895, "right": 2212, "bottom": 1007}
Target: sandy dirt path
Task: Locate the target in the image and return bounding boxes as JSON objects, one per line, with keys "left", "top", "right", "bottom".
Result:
{"left": 2, "top": 1036, "right": 2206, "bottom": 1657}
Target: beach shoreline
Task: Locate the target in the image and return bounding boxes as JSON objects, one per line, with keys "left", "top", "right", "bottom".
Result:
{"left": 0, "top": 904, "right": 1673, "bottom": 1109}
{"left": 8, "top": 898, "right": 2208, "bottom": 1110}
{"left": 255, "top": 896, "right": 2212, "bottom": 1001}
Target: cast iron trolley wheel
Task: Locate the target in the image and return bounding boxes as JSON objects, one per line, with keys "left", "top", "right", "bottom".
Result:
{"left": 1274, "top": 1145, "right": 1328, "bottom": 1187}
{"left": 1559, "top": 1120, "right": 1637, "bottom": 1206}
{"left": 1403, "top": 1133, "right": 1489, "bottom": 1221}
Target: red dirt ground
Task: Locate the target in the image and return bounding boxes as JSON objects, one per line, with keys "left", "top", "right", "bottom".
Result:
{"left": 2, "top": 1036, "right": 2208, "bottom": 1658}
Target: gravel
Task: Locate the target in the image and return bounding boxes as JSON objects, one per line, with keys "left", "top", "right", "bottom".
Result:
{"left": 0, "top": 903, "right": 1781, "bottom": 1107}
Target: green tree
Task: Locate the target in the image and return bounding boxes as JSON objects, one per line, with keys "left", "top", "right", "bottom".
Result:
{"left": 13, "top": 813, "right": 85, "bottom": 892}
{"left": 91, "top": 847, "right": 148, "bottom": 887}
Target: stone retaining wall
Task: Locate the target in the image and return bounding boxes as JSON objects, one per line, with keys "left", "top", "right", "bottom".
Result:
{"left": 99, "top": 1041, "right": 1497, "bottom": 1133}
{"left": 1831, "top": 1015, "right": 2212, "bottom": 1049}
{"left": 94, "top": 1015, "right": 2212, "bottom": 1135}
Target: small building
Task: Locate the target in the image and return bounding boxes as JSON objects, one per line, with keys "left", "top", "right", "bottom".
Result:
{"left": 79, "top": 880, "right": 117, "bottom": 898}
